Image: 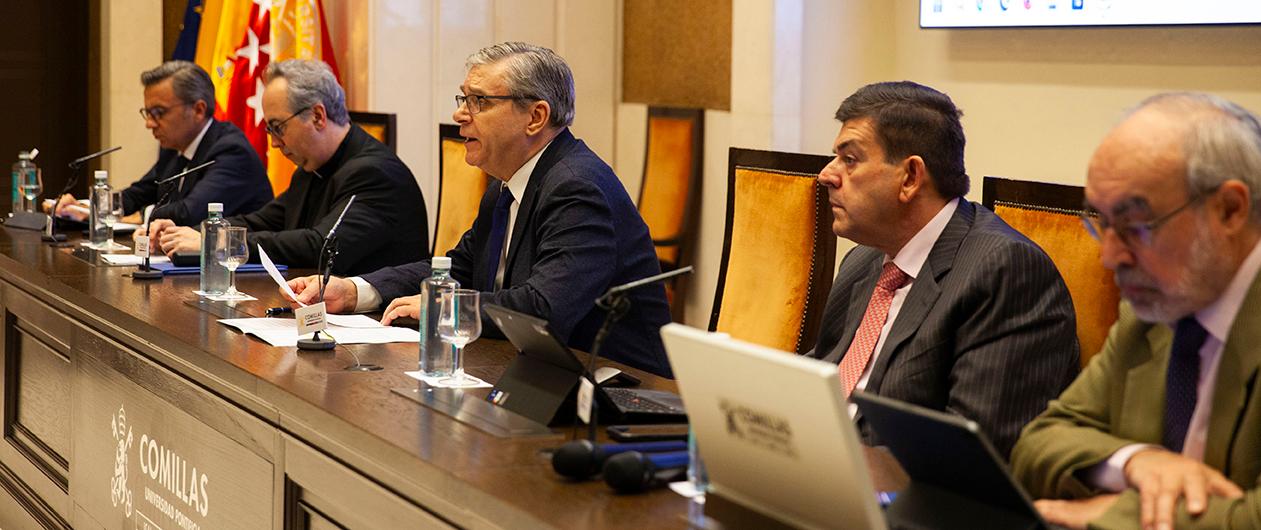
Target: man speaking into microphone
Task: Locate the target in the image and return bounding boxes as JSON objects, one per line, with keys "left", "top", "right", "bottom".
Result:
{"left": 51, "top": 61, "right": 271, "bottom": 226}
{"left": 285, "top": 42, "right": 672, "bottom": 377}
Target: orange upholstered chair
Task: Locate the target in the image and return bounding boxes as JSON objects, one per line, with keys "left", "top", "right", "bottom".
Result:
{"left": 982, "top": 176, "right": 1120, "bottom": 367}
{"left": 349, "top": 111, "right": 396, "bottom": 152}
{"left": 433, "top": 123, "right": 489, "bottom": 257}
{"left": 637, "top": 107, "right": 703, "bottom": 321}
{"left": 709, "top": 148, "right": 836, "bottom": 355}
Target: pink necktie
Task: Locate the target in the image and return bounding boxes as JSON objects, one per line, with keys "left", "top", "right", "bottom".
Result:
{"left": 839, "top": 262, "right": 911, "bottom": 396}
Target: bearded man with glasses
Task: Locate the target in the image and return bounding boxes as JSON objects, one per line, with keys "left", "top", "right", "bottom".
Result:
{"left": 150, "top": 59, "right": 428, "bottom": 276}
{"left": 51, "top": 61, "right": 271, "bottom": 226}
{"left": 1014, "top": 93, "right": 1261, "bottom": 530}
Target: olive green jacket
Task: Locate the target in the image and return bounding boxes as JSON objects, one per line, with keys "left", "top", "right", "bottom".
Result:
{"left": 1011, "top": 275, "right": 1261, "bottom": 529}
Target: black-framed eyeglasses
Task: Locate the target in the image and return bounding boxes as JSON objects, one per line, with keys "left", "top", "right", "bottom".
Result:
{"left": 139, "top": 103, "right": 189, "bottom": 121}
{"left": 265, "top": 106, "right": 312, "bottom": 138}
{"left": 455, "top": 94, "right": 523, "bottom": 115}
{"left": 1081, "top": 187, "right": 1218, "bottom": 248}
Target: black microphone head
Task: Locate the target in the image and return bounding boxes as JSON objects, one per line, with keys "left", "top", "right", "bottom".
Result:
{"left": 551, "top": 440, "right": 603, "bottom": 479}
{"left": 602, "top": 451, "right": 652, "bottom": 493}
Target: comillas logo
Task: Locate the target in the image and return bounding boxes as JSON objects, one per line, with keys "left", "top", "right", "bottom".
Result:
{"left": 110, "top": 405, "right": 134, "bottom": 517}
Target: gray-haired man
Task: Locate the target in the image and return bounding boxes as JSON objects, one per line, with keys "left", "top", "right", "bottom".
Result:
{"left": 152, "top": 59, "right": 428, "bottom": 275}
{"left": 285, "top": 42, "right": 673, "bottom": 377}
{"left": 54, "top": 60, "right": 272, "bottom": 226}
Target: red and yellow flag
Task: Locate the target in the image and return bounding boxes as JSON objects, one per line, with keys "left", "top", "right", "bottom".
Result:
{"left": 192, "top": 0, "right": 340, "bottom": 196}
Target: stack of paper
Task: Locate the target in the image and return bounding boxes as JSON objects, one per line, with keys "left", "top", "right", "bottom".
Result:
{"left": 219, "top": 314, "right": 419, "bottom": 347}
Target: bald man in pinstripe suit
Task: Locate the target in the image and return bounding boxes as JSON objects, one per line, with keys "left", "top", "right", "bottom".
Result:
{"left": 808, "top": 81, "right": 1080, "bottom": 458}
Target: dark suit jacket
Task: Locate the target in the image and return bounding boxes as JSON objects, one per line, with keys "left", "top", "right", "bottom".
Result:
{"left": 810, "top": 200, "right": 1079, "bottom": 458}
{"left": 123, "top": 119, "right": 271, "bottom": 226}
{"left": 1013, "top": 283, "right": 1261, "bottom": 529}
{"left": 362, "top": 129, "right": 673, "bottom": 377}
{"left": 228, "top": 125, "right": 428, "bottom": 276}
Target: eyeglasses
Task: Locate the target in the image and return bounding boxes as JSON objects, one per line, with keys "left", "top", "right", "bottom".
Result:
{"left": 265, "top": 106, "right": 312, "bottom": 138}
{"left": 1081, "top": 187, "right": 1217, "bottom": 248}
{"left": 455, "top": 94, "right": 524, "bottom": 115}
{"left": 139, "top": 103, "right": 188, "bottom": 121}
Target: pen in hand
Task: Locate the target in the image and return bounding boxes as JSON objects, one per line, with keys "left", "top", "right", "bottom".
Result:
{"left": 265, "top": 306, "right": 293, "bottom": 317}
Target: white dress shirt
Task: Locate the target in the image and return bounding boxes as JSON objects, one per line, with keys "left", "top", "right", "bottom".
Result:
{"left": 1085, "top": 238, "right": 1261, "bottom": 491}
{"left": 349, "top": 139, "right": 552, "bottom": 311}
{"left": 847, "top": 198, "right": 959, "bottom": 417}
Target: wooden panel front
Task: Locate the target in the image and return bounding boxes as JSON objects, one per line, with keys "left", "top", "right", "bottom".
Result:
{"left": 71, "top": 345, "right": 275, "bottom": 529}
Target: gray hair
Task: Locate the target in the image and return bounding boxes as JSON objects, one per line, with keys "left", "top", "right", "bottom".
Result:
{"left": 263, "top": 59, "right": 350, "bottom": 126}
{"left": 141, "top": 61, "right": 215, "bottom": 116}
{"left": 466, "top": 42, "right": 575, "bottom": 128}
{"left": 1133, "top": 93, "right": 1261, "bottom": 221}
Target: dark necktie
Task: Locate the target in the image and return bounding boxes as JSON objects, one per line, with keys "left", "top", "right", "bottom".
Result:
{"left": 1163, "top": 316, "right": 1209, "bottom": 453}
{"left": 170, "top": 155, "right": 191, "bottom": 192}
{"left": 483, "top": 186, "right": 514, "bottom": 291}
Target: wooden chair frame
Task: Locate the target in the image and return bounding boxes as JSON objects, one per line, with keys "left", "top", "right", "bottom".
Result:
{"left": 348, "top": 111, "right": 397, "bottom": 152}
{"left": 637, "top": 106, "right": 704, "bottom": 321}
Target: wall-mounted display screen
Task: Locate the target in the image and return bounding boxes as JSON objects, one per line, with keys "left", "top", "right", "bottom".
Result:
{"left": 921, "top": 0, "right": 1261, "bottom": 28}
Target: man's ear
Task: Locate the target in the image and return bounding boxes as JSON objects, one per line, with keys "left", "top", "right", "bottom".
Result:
{"left": 309, "top": 103, "right": 328, "bottom": 131}
{"left": 899, "top": 155, "right": 930, "bottom": 203}
{"left": 524, "top": 100, "right": 552, "bottom": 136}
{"left": 1215, "top": 179, "right": 1253, "bottom": 233}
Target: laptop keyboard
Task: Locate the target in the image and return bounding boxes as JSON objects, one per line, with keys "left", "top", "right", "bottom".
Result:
{"left": 604, "top": 388, "right": 685, "bottom": 415}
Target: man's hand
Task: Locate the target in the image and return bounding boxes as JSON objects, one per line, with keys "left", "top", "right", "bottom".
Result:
{"left": 1125, "top": 448, "right": 1244, "bottom": 530}
{"left": 381, "top": 295, "right": 421, "bottom": 325}
{"left": 52, "top": 194, "right": 89, "bottom": 221}
{"left": 1035, "top": 494, "right": 1121, "bottom": 529}
{"left": 158, "top": 225, "right": 201, "bottom": 256}
{"left": 284, "top": 275, "right": 357, "bottom": 313}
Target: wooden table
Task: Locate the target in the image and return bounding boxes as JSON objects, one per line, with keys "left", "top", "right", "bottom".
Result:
{"left": 0, "top": 227, "right": 904, "bottom": 529}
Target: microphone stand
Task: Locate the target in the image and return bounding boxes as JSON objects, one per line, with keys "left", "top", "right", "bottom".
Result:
{"left": 579, "top": 266, "right": 694, "bottom": 440}
{"left": 133, "top": 160, "right": 217, "bottom": 280}
{"left": 44, "top": 146, "right": 122, "bottom": 244}
{"left": 297, "top": 195, "right": 357, "bottom": 352}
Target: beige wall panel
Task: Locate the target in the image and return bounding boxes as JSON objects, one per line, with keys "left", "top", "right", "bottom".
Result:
{"left": 623, "top": 0, "right": 732, "bottom": 110}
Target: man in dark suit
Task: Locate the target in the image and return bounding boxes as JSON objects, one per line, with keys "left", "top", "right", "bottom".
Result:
{"left": 1013, "top": 94, "right": 1261, "bottom": 530}
{"left": 151, "top": 59, "right": 427, "bottom": 276}
{"left": 52, "top": 61, "right": 271, "bottom": 225}
{"left": 808, "top": 81, "right": 1079, "bottom": 457}
{"left": 286, "top": 42, "right": 672, "bottom": 377}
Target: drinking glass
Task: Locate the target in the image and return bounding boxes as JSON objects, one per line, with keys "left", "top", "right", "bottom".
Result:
{"left": 437, "top": 289, "right": 482, "bottom": 387}
{"left": 19, "top": 168, "right": 42, "bottom": 212}
{"left": 213, "top": 226, "right": 250, "bottom": 299}
{"left": 95, "top": 190, "right": 130, "bottom": 251}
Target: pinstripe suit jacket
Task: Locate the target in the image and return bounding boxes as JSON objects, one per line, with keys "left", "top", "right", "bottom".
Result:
{"left": 809, "top": 200, "right": 1080, "bottom": 458}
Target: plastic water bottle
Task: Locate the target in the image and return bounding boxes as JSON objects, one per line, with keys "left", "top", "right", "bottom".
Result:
{"left": 88, "top": 170, "right": 110, "bottom": 246}
{"left": 419, "top": 256, "right": 460, "bottom": 376}
{"left": 199, "top": 203, "right": 230, "bottom": 295}
{"left": 10, "top": 150, "right": 37, "bottom": 213}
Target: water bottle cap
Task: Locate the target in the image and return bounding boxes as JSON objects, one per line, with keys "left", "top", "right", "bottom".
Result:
{"left": 94, "top": 170, "right": 108, "bottom": 181}
{"left": 432, "top": 256, "right": 452, "bottom": 270}
{"left": 18, "top": 151, "right": 29, "bottom": 160}
{"left": 207, "top": 202, "right": 224, "bottom": 213}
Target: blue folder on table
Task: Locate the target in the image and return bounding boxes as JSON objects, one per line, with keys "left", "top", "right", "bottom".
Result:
{"left": 149, "top": 262, "right": 286, "bottom": 275}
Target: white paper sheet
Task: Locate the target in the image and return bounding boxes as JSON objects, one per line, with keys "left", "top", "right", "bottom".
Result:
{"left": 259, "top": 246, "right": 303, "bottom": 306}
{"left": 101, "top": 254, "right": 171, "bottom": 266}
{"left": 218, "top": 316, "right": 419, "bottom": 347}
{"left": 403, "top": 371, "right": 492, "bottom": 389}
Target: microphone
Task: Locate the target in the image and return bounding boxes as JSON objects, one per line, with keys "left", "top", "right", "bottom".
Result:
{"left": 68, "top": 145, "right": 122, "bottom": 169}
{"left": 576, "top": 266, "right": 695, "bottom": 440}
{"left": 133, "top": 160, "right": 217, "bottom": 280}
{"left": 155, "top": 159, "right": 216, "bottom": 186}
{"left": 602, "top": 450, "right": 689, "bottom": 493}
{"left": 551, "top": 439, "right": 688, "bottom": 479}
{"left": 45, "top": 146, "right": 122, "bottom": 243}
{"left": 297, "top": 195, "right": 358, "bottom": 353}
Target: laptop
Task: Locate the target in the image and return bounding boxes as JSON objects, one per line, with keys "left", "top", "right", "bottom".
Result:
{"left": 483, "top": 304, "right": 685, "bottom": 425}
{"left": 661, "top": 323, "right": 887, "bottom": 530}
{"left": 850, "top": 391, "right": 1062, "bottom": 530}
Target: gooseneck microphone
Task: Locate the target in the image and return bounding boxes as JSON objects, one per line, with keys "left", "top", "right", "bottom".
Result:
{"left": 602, "top": 450, "right": 689, "bottom": 493}
{"left": 297, "top": 196, "right": 360, "bottom": 355}
{"left": 551, "top": 439, "right": 688, "bottom": 479}
{"left": 133, "top": 160, "right": 217, "bottom": 280}
{"left": 45, "top": 145, "right": 123, "bottom": 243}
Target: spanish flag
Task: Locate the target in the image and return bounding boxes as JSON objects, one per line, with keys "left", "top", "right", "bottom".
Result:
{"left": 179, "top": 0, "right": 340, "bottom": 196}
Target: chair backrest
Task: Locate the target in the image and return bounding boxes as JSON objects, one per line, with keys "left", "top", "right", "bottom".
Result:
{"left": 709, "top": 148, "right": 836, "bottom": 355}
{"left": 349, "top": 111, "right": 397, "bottom": 152}
{"left": 637, "top": 107, "right": 704, "bottom": 321}
{"left": 434, "top": 123, "right": 489, "bottom": 257}
{"left": 982, "top": 176, "right": 1120, "bottom": 367}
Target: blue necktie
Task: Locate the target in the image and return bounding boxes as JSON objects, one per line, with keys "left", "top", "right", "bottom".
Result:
{"left": 483, "top": 186, "right": 514, "bottom": 291}
{"left": 1163, "top": 316, "right": 1209, "bottom": 453}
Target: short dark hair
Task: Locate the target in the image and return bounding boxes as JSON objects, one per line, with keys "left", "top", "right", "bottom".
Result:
{"left": 141, "top": 61, "right": 215, "bottom": 117}
{"left": 835, "top": 81, "right": 969, "bottom": 198}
